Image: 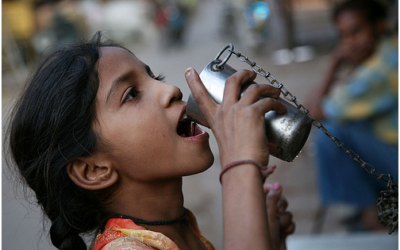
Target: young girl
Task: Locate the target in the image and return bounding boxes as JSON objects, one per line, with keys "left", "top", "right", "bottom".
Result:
{"left": 8, "top": 32, "right": 295, "bottom": 250}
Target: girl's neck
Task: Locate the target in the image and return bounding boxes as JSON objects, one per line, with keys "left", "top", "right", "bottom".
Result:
{"left": 106, "top": 177, "right": 185, "bottom": 222}
{"left": 104, "top": 177, "right": 207, "bottom": 250}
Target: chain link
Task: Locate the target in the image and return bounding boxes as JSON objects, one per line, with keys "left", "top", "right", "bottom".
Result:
{"left": 230, "top": 49, "right": 394, "bottom": 183}
{"left": 225, "top": 48, "right": 398, "bottom": 233}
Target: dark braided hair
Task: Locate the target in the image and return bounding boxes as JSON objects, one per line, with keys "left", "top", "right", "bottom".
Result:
{"left": 8, "top": 32, "right": 122, "bottom": 250}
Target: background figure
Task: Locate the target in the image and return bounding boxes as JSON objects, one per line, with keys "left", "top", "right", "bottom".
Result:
{"left": 152, "top": 0, "right": 196, "bottom": 48}
{"left": 307, "top": 0, "right": 398, "bottom": 231}
{"left": 32, "top": 0, "right": 88, "bottom": 55}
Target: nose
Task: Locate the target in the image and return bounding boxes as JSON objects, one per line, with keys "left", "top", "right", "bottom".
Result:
{"left": 160, "top": 82, "right": 183, "bottom": 108}
{"left": 340, "top": 31, "right": 355, "bottom": 46}
{"left": 341, "top": 35, "right": 353, "bottom": 45}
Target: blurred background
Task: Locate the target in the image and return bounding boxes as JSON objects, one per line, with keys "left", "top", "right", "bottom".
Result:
{"left": 2, "top": 0, "right": 398, "bottom": 249}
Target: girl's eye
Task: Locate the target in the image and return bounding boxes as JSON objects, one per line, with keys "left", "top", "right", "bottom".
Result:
{"left": 153, "top": 74, "right": 166, "bottom": 82}
{"left": 124, "top": 87, "right": 138, "bottom": 103}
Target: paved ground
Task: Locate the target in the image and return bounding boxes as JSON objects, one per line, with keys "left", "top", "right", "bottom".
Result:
{"left": 2, "top": 1, "right": 398, "bottom": 249}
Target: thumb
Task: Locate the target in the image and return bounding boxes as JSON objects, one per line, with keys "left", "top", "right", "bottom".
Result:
{"left": 265, "top": 182, "right": 283, "bottom": 220}
{"left": 185, "top": 68, "right": 217, "bottom": 124}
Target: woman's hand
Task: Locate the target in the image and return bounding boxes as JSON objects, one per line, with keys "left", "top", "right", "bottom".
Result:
{"left": 264, "top": 182, "right": 296, "bottom": 250}
{"left": 185, "top": 68, "right": 286, "bottom": 167}
{"left": 333, "top": 41, "right": 376, "bottom": 66}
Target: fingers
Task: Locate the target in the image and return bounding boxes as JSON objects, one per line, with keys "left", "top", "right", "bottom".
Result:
{"left": 277, "top": 196, "right": 288, "bottom": 214}
{"left": 252, "top": 97, "right": 287, "bottom": 115}
{"left": 240, "top": 83, "right": 281, "bottom": 105}
{"left": 265, "top": 182, "right": 283, "bottom": 220}
{"left": 222, "top": 70, "right": 257, "bottom": 106}
{"left": 222, "top": 70, "right": 282, "bottom": 108}
{"left": 225, "top": 72, "right": 286, "bottom": 114}
{"left": 186, "top": 68, "right": 286, "bottom": 123}
{"left": 185, "top": 68, "right": 218, "bottom": 122}
{"left": 265, "top": 182, "right": 296, "bottom": 238}
{"left": 280, "top": 213, "right": 296, "bottom": 237}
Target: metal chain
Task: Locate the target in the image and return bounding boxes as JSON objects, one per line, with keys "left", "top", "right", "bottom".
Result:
{"left": 220, "top": 46, "right": 398, "bottom": 234}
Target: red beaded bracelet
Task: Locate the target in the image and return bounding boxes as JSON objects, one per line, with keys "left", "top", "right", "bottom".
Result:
{"left": 219, "top": 160, "right": 273, "bottom": 183}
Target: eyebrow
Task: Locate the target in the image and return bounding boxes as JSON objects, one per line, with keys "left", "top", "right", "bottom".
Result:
{"left": 106, "top": 71, "right": 135, "bottom": 104}
{"left": 105, "top": 64, "right": 152, "bottom": 104}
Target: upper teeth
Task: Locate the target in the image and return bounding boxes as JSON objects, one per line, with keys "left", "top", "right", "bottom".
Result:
{"left": 180, "top": 113, "right": 187, "bottom": 122}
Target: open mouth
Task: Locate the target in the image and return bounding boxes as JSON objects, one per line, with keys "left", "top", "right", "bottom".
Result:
{"left": 177, "top": 118, "right": 204, "bottom": 137}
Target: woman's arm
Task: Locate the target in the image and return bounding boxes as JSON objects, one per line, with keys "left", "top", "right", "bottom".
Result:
{"left": 307, "top": 46, "right": 347, "bottom": 120}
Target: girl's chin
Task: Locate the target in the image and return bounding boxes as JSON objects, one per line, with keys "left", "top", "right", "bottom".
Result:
{"left": 186, "top": 151, "right": 214, "bottom": 175}
{"left": 201, "top": 152, "right": 215, "bottom": 171}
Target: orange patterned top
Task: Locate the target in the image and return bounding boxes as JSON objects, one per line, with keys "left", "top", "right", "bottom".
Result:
{"left": 92, "top": 210, "right": 215, "bottom": 250}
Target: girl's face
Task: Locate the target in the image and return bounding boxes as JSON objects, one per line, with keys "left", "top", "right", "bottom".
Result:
{"left": 93, "top": 47, "right": 213, "bottom": 181}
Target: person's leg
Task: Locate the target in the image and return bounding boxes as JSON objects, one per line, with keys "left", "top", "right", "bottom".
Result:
{"left": 316, "top": 120, "right": 397, "bottom": 206}
{"left": 314, "top": 120, "right": 398, "bottom": 230}
{"left": 339, "top": 121, "right": 398, "bottom": 231}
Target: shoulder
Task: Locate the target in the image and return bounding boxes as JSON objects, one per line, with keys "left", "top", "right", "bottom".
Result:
{"left": 93, "top": 228, "right": 180, "bottom": 250}
{"left": 100, "top": 236, "right": 155, "bottom": 250}
{"left": 364, "top": 36, "right": 398, "bottom": 70}
{"left": 92, "top": 218, "right": 179, "bottom": 250}
{"left": 92, "top": 210, "right": 214, "bottom": 250}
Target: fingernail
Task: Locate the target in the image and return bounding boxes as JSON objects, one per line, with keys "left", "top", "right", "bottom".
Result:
{"left": 273, "top": 182, "right": 281, "bottom": 190}
{"left": 185, "top": 68, "right": 193, "bottom": 78}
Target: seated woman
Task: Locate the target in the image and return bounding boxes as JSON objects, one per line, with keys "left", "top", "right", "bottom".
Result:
{"left": 307, "top": 0, "right": 398, "bottom": 231}
{"left": 8, "top": 32, "right": 295, "bottom": 250}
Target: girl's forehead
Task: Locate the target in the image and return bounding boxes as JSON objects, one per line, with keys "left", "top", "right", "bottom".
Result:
{"left": 99, "top": 46, "right": 140, "bottom": 64}
{"left": 97, "top": 47, "right": 146, "bottom": 78}
{"left": 337, "top": 10, "right": 366, "bottom": 25}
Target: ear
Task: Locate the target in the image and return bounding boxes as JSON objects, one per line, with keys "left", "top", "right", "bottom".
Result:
{"left": 67, "top": 157, "right": 118, "bottom": 191}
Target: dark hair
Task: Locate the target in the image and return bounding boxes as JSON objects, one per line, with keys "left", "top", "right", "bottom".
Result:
{"left": 8, "top": 32, "right": 121, "bottom": 250}
{"left": 333, "top": 0, "right": 388, "bottom": 24}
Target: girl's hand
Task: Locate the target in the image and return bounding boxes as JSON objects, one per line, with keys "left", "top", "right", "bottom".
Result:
{"left": 264, "top": 182, "right": 296, "bottom": 250}
{"left": 185, "top": 68, "right": 286, "bottom": 167}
